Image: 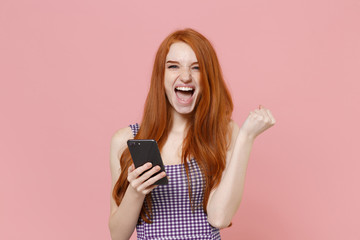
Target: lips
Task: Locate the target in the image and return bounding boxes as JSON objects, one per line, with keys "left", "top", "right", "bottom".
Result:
{"left": 174, "top": 85, "right": 195, "bottom": 104}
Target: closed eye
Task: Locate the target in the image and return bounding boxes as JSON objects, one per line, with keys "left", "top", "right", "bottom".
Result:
{"left": 167, "top": 65, "right": 179, "bottom": 69}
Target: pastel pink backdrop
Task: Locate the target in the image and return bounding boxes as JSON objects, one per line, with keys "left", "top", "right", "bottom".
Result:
{"left": 0, "top": 0, "right": 359, "bottom": 239}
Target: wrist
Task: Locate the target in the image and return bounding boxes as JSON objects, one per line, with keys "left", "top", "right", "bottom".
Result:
{"left": 127, "top": 184, "right": 146, "bottom": 200}
{"left": 237, "top": 129, "right": 255, "bottom": 142}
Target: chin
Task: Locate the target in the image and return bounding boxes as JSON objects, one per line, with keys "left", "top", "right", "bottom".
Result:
{"left": 174, "top": 107, "right": 195, "bottom": 115}
{"left": 171, "top": 102, "right": 197, "bottom": 116}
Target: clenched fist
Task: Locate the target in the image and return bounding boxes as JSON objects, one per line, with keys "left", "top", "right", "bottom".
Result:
{"left": 239, "top": 105, "right": 276, "bottom": 140}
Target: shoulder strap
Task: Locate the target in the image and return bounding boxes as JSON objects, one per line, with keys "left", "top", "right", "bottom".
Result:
{"left": 129, "top": 123, "right": 140, "bottom": 137}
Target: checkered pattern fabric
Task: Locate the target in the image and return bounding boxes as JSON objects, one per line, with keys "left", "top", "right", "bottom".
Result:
{"left": 129, "top": 124, "right": 221, "bottom": 240}
{"left": 130, "top": 122, "right": 140, "bottom": 137}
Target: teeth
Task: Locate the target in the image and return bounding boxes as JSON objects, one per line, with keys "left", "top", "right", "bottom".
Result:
{"left": 175, "top": 87, "right": 194, "bottom": 91}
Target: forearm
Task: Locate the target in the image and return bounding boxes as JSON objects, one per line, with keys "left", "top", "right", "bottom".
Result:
{"left": 109, "top": 186, "right": 145, "bottom": 240}
{"left": 207, "top": 131, "right": 254, "bottom": 228}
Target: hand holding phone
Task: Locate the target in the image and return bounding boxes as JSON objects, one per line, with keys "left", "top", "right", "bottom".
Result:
{"left": 127, "top": 139, "right": 168, "bottom": 185}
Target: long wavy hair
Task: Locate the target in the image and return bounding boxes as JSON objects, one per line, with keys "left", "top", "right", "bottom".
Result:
{"left": 112, "top": 28, "right": 234, "bottom": 223}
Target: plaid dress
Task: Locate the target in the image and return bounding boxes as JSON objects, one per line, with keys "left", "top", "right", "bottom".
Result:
{"left": 129, "top": 123, "right": 221, "bottom": 240}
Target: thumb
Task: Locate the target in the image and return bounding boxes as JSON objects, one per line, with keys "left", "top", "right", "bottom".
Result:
{"left": 128, "top": 163, "right": 135, "bottom": 172}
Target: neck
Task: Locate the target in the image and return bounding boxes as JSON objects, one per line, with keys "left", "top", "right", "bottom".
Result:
{"left": 169, "top": 109, "right": 192, "bottom": 135}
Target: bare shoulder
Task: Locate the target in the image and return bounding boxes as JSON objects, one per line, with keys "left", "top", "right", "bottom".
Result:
{"left": 111, "top": 127, "right": 134, "bottom": 155}
{"left": 109, "top": 126, "right": 134, "bottom": 177}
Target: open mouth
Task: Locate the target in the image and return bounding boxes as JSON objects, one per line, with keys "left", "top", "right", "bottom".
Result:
{"left": 174, "top": 86, "right": 195, "bottom": 102}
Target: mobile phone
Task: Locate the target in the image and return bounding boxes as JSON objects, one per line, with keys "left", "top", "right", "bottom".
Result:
{"left": 127, "top": 139, "right": 168, "bottom": 185}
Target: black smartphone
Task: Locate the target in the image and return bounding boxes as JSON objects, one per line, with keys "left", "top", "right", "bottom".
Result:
{"left": 127, "top": 139, "right": 168, "bottom": 185}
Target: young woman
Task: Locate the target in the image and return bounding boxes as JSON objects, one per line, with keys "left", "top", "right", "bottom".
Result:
{"left": 108, "top": 28, "right": 276, "bottom": 240}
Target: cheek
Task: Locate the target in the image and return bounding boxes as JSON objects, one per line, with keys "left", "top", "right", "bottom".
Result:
{"left": 164, "top": 76, "right": 170, "bottom": 88}
{"left": 164, "top": 76, "right": 173, "bottom": 97}
{"left": 164, "top": 71, "right": 173, "bottom": 84}
{"left": 195, "top": 74, "right": 202, "bottom": 89}
{"left": 164, "top": 71, "right": 177, "bottom": 90}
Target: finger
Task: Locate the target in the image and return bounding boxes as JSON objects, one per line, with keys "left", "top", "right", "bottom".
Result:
{"left": 259, "top": 107, "right": 271, "bottom": 120}
{"left": 257, "top": 105, "right": 267, "bottom": 111}
{"left": 128, "top": 162, "right": 152, "bottom": 182}
{"left": 255, "top": 106, "right": 272, "bottom": 121}
{"left": 127, "top": 164, "right": 135, "bottom": 182}
{"left": 138, "top": 171, "right": 167, "bottom": 192}
{"left": 253, "top": 109, "right": 266, "bottom": 119}
{"left": 128, "top": 163, "right": 135, "bottom": 173}
{"left": 133, "top": 165, "right": 161, "bottom": 186}
{"left": 265, "top": 109, "right": 276, "bottom": 124}
{"left": 134, "top": 162, "right": 152, "bottom": 177}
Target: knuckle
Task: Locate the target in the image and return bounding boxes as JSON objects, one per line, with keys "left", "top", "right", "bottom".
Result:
{"left": 127, "top": 174, "right": 135, "bottom": 182}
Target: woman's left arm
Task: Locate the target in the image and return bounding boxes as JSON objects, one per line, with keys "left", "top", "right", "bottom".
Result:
{"left": 206, "top": 105, "right": 276, "bottom": 229}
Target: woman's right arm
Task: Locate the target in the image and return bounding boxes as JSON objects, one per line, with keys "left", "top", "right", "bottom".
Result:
{"left": 108, "top": 127, "right": 166, "bottom": 240}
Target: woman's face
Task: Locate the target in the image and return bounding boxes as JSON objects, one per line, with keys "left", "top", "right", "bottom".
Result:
{"left": 164, "top": 42, "right": 202, "bottom": 115}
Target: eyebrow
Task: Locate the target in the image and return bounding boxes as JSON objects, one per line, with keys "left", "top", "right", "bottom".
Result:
{"left": 166, "top": 60, "right": 199, "bottom": 66}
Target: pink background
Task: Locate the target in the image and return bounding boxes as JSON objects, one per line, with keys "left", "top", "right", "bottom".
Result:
{"left": 1, "top": 0, "right": 359, "bottom": 239}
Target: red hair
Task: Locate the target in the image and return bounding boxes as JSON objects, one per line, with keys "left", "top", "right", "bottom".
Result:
{"left": 112, "top": 28, "right": 233, "bottom": 223}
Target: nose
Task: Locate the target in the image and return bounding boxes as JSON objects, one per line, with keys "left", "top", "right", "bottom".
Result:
{"left": 179, "top": 67, "right": 192, "bottom": 82}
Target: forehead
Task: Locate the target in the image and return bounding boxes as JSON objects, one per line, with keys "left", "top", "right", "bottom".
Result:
{"left": 166, "top": 42, "right": 198, "bottom": 63}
